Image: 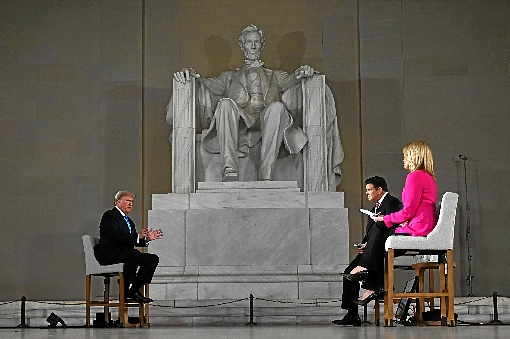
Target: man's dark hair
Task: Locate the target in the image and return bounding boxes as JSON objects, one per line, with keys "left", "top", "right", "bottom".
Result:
{"left": 365, "top": 176, "right": 388, "bottom": 192}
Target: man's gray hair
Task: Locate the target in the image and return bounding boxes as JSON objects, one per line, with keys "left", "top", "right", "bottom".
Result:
{"left": 238, "top": 24, "right": 265, "bottom": 51}
{"left": 115, "top": 190, "right": 135, "bottom": 201}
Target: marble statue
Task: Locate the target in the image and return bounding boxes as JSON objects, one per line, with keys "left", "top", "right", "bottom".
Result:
{"left": 167, "top": 24, "right": 344, "bottom": 190}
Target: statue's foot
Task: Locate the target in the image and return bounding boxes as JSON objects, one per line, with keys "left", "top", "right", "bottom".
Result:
{"left": 222, "top": 167, "right": 239, "bottom": 182}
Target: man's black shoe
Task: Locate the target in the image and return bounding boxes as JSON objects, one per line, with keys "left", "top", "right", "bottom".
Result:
{"left": 126, "top": 290, "right": 153, "bottom": 303}
{"left": 332, "top": 314, "right": 361, "bottom": 326}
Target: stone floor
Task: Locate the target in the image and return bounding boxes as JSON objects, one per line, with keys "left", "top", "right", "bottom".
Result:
{"left": 2, "top": 324, "right": 510, "bottom": 339}
{"left": 1, "top": 296, "right": 509, "bottom": 327}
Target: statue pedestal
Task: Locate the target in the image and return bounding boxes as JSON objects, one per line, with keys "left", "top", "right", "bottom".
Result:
{"left": 148, "top": 181, "right": 349, "bottom": 301}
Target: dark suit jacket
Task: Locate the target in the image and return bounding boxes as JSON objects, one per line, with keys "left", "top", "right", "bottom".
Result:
{"left": 94, "top": 207, "right": 147, "bottom": 265}
{"left": 199, "top": 65, "right": 308, "bottom": 155}
{"left": 202, "top": 65, "right": 300, "bottom": 111}
{"left": 359, "top": 193, "right": 403, "bottom": 272}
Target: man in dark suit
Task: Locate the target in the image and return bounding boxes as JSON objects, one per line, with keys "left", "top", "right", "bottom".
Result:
{"left": 333, "top": 176, "right": 402, "bottom": 326}
{"left": 94, "top": 191, "right": 163, "bottom": 303}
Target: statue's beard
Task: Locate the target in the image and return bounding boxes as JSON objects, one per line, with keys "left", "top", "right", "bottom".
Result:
{"left": 244, "top": 49, "right": 261, "bottom": 61}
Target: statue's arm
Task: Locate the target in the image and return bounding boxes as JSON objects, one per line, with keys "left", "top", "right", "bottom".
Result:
{"left": 275, "top": 70, "right": 300, "bottom": 92}
{"left": 201, "top": 73, "right": 228, "bottom": 98}
{"left": 174, "top": 68, "right": 229, "bottom": 97}
{"left": 276, "top": 65, "right": 317, "bottom": 93}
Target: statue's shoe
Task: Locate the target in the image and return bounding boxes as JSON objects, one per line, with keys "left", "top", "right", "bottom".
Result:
{"left": 222, "top": 167, "right": 239, "bottom": 182}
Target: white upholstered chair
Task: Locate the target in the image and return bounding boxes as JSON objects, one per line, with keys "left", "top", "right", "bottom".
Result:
{"left": 383, "top": 192, "right": 459, "bottom": 327}
{"left": 82, "top": 235, "right": 150, "bottom": 327}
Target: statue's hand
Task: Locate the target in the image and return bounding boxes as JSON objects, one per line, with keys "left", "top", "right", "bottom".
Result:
{"left": 173, "top": 68, "right": 200, "bottom": 83}
{"left": 295, "top": 65, "right": 316, "bottom": 79}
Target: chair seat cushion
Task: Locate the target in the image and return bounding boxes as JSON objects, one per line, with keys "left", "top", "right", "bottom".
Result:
{"left": 87, "top": 263, "right": 124, "bottom": 275}
{"left": 385, "top": 234, "right": 453, "bottom": 251}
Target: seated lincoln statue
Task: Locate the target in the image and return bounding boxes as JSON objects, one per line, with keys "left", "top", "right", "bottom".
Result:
{"left": 167, "top": 24, "right": 344, "bottom": 191}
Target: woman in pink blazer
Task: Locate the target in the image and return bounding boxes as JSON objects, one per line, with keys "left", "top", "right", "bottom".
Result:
{"left": 375, "top": 139, "right": 438, "bottom": 236}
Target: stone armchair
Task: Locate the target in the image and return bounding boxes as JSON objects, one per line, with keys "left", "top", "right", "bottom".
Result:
{"left": 169, "top": 75, "right": 342, "bottom": 193}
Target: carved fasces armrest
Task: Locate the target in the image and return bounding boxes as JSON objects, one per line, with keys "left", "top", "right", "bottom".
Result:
{"left": 171, "top": 78, "right": 196, "bottom": 193}
{"left": 302, "top": 75, "right": 328, "bottom": 191}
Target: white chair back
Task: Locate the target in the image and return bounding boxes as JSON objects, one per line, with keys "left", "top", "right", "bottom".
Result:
{"left": 82, "top": 235, "right": 123, "bottom": 275}
{"left": 424, "top": 192, "right": 459, "bottom": 249}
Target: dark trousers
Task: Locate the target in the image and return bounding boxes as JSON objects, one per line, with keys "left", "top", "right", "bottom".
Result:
{"left": 342, "top": 225, "right": 403, "bottom": 313}
{"left": 358, "top": 223, "right": 391, "bottom": 272}
{"left": 341, "top": 255, "right": 383, "bottom": 315}
{"left": 107, "top": 249, "right": 159, "bottom": 292}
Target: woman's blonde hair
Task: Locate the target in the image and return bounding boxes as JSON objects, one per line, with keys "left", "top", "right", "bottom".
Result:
{"left": 403, "top": 140, "right": 435, "bottom": 179}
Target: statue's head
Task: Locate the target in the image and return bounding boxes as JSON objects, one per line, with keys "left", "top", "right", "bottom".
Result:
{"left": 239, "top": 24, "right": 265, "bottom": 61}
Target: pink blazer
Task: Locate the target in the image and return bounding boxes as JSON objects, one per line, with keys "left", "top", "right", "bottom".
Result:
{"left": 383, "top": 170, "right": 438, "bottom": 236}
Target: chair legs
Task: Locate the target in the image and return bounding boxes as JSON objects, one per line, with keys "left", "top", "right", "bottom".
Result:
{"left": 120, "top": 278, "right": 150, "bottom": 327}
{"left": 118, "top": 273, "right": 151, "bottom": 327}
{"left": 85, "top": 274, "right": 114, "bottom": 327}
{"left": 141, "top": 284, "right": 150, "bottom": 326}
{"left": 413, "top": 252, "right": 456, "bottom": 326}
{"left": 383, "top": 249, "right": 455, "bottom": 327}
{"left": 383, "top": 248, "right": 395, "bottom": 326}
{"left": 85, "top": 275, "right": 91, "bottom": 327}
{"left": 85, "top": 273, "right": 150, "bottom": 327}
{"left": 374, "top": 299, "right": 381, "bottom": 326}
{"left": 119, "top": 273, "right": 127, "bottom": 327}
{"left": 414, "top": 263, "right": 436, "bottom": 322}
{"left": 104, "top": 276, "right": 111, "bottom": 324}
{"left": 446, "top": 249, "right": 455, "bottom": 326}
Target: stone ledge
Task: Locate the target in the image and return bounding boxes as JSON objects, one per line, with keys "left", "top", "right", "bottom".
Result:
{"left": 153, "top": 273, "right": 345, "bottom": 284}
{"left": 197, "top": 181, "right": 299, "bottom": 190}
{"left": 154, "top": 265, "right": 346, "bottom": 276}
{"left": 150, "top": 190, "right": 345, "bottom": 210}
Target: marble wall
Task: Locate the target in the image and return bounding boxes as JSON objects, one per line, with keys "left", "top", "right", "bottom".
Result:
{"left": 0, "top": 0, "right": 144, "bottom": 299}
{"left": 358, "top": 0, "right": 510, "bottom": 296}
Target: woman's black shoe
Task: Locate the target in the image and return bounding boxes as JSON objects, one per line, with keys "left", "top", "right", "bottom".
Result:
{"left": 341, "top": 269, "right": 369, "bottom": 282}
{"left": 352, "top": 290, "right": 384, "bottom": 306}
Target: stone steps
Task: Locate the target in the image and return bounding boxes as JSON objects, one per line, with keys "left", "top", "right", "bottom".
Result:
{"left": 148, "top": 186, "right": 349, "bottom": 302}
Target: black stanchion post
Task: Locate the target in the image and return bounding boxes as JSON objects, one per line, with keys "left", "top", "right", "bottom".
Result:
{"left": 245, "top": 294, "right": 257, "bottom": 325}
{"left": 17, "top": 296, "right": 30, "bottom": 328}
{"left": 488, "top": 291, "right": 503, "bottom": 325}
